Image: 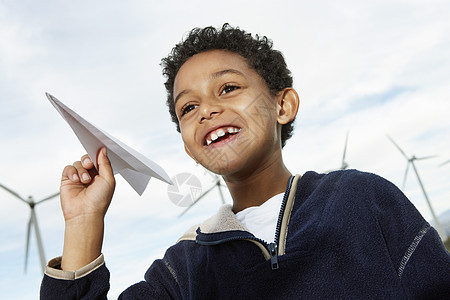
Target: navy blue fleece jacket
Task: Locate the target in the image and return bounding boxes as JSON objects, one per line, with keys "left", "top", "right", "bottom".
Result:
{"left": 40, "top": 170, "right": 450, "bottom": 299}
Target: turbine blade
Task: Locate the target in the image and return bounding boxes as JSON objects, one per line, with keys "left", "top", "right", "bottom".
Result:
{"left": 24, "top": 214, "right": 32, "bottom": 273}
{"left": 402, "top": 162, "right": 410, "bottom": 190}
{"left": 439, "top": 159, "right": 450, "bottom": 167}
{"left": 386, "top": 135, "right": 408, "bottom": 159}
{"left": 0, "top": 183, "right": 28, "bottom": 203}
{"left": 31, "top": 210, "right": 46, "bottom": 273}
{"left": 178, "top": 183, "right": 217, "bottom": 218}
{"left": 36, "top": 192, "right": 60, "bottom": 205}
{"left": 415, "top": 155, "right": 438, "bottom": 161}
{"left": 341, "top": 131, "right": 349, "bottom": 169}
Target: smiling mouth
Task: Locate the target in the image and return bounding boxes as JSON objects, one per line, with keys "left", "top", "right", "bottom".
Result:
{"left": 205, "top": 126, "right": 241, "bottom": 146}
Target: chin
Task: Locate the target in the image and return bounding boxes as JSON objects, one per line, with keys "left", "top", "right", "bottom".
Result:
{"left": 200, "top": 155, "right": 244, "bottom": 177}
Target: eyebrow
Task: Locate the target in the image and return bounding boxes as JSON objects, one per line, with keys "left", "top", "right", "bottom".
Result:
{"left": 211, "top": 68, "right": 245, "bottom": 79}
{"left": 174, "top": 68, "right": 245, "bottom": 105}
{"left": 174, "top": 89, "right": 191, "bottom": 105}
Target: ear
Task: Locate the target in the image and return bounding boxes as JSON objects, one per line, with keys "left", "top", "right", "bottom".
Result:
{"left": 277, "top": 88, "right": 300, "bottom": 125}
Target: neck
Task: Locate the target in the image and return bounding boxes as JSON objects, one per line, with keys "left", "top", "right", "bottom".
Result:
{"left": 223, "top": 154, "right": 292, "bottom": 213}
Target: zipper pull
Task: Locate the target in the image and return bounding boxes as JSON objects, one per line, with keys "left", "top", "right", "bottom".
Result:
{"left": 267, "top": 242, "right": 279, "bottom": 270}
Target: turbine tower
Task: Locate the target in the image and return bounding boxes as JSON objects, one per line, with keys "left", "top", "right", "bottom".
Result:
{"left": 0, "top": 183, "right": 59, "bottom": 273}
{"left": 340, "top": 131, "right": 349, "bottom": 170}
{"left": 178, "top": 174, "right": 226, "bottom": 218}
{"left": 326, "top": 131, "right": 350, "bottom": 173}
{"left": 386, "top": 135, "right": 447, "bottom": 242}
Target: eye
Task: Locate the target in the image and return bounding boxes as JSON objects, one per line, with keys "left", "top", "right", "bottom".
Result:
{"left": 180, "top": 104, "right": 197, "bottom": 116}
{"left": 220, "top": 84, "right": 240, "bottom": 96}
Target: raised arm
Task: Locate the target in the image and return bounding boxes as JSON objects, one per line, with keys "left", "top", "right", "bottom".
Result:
{"left": 59, "top": 147, "right": 115, "bottom": 271}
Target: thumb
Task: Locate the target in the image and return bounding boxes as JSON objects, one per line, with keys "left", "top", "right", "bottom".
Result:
{"left": 97, "top": 147, "right": 114, "bottom": 180}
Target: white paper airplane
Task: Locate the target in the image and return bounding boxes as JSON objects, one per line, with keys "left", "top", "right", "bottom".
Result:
{"left": 46, "top": 93, "right": 173, "bottom": 195}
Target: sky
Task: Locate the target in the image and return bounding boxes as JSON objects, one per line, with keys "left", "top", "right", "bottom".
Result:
{"left": 1, "top": 0, "right": 450, "bottom": 298}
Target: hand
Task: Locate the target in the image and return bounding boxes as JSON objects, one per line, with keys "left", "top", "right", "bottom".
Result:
{"left": 60, "top": 147, "right": 115, "bottom": 223}
{"left": 59, "top": 147, "right": 115, "bottom": 271}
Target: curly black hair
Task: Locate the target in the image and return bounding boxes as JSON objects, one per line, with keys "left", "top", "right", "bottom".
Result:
{"left": 161, "top": 24, "right": 295, "bottom": 148}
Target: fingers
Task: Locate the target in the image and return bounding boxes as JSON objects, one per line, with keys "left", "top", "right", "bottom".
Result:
{"left": 81, "top": 154, "right": 94, "bottom": 169}
{"left": 62, "top": 156, "right": 97, "bottom": 184}
{"left": 97, "top": 148, "right": 114, "bottom": 182}
{"left": 62, "top": 165, "right": 79, "bottom": 183}
{"left": 61, "top": 149, "right": 113, "bottom": 186}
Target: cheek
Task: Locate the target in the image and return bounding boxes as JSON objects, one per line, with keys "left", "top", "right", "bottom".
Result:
{"left": 181, "top": 131, "right": 197, "bottom": 160}
{"left": 180, "top": 127, "right": 192, "bottom": 144}
{"left": 179, "top": 122, "right": 189, "bottom": 139}
{"left": 180, "top": 122, "right": 201, "bottom": 151}
{"left": 240, "top": 93, "right": 278, "bottom": 130}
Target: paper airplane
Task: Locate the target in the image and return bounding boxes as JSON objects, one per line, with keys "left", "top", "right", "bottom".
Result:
{"left": 46, "top": 93, "right": 172, "bottom": 195}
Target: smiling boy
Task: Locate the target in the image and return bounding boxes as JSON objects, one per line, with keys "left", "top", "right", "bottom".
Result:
{"left": 173, "top": 49, "right": 298, "bottom": 213}
{"left": 40, "top": 24, "right": 449, "bottom": 299}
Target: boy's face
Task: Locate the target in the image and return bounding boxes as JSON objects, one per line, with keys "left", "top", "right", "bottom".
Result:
{"left": 173, "top": 50, "right": 285, "bottom": 176}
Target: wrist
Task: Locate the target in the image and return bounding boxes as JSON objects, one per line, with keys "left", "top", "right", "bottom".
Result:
{"left": 61, "top": 216, "right": 105, "bottom": 271}
{"left": 64, "top": 212, "right": 105, "bottom": 227}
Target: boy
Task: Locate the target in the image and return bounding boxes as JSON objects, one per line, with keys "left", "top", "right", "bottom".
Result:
{"left": 41, "top": 24, "right": 449, "bottom": 298}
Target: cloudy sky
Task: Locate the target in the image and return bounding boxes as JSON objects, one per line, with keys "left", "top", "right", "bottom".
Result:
{"left": 1, "top": 0, "right": 449, "bottom": 298}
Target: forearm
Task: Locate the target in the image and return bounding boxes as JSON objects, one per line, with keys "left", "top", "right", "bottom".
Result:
{"left": 61, "top": 215, "right": 105, "bottom": 271}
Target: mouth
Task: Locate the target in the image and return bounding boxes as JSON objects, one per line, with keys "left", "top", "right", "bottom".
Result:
{"left": 204, "top": 126, "right": 242, "bottom": 146}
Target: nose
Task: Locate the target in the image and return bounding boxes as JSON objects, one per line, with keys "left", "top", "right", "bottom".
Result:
{"left": 198, "top": 99, "right": 222, "bottom": 123}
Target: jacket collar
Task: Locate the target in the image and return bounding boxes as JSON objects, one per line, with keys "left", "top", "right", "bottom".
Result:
{"left": 177, "top": 174, "right": 301, "bottom": 245}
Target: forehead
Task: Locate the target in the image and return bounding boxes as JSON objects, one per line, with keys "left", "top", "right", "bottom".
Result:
{"left": 173, "top": 50, "right": 256, "bottom": 92}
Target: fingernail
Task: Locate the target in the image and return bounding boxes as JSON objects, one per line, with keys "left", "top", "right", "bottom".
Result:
{"left": 82, "top": 173, "right": 90, "bottom": 181}
{"left": 72, "top": 174, "right": 79, "bottom": 182}
{"left": 83, "top": 158, "right": 91, "bottom": 165}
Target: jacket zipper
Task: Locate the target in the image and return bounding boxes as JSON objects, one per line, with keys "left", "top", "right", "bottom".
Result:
{"left": 269, "top": 175, "right": 294, "bottom": 270}
{"left": 196, "top": 176, "right": 294, "bottom": 271}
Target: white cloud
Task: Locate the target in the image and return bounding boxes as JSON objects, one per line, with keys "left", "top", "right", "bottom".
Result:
{"left": 1, "top": 0, "right": 449, "bottom": 298}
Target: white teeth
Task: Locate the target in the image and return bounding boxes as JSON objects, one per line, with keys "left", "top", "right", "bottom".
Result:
{"left": 229, "top": 127, "right": 241, "bottom": 133}
{"left": 206, "top": 126, "right": 241, "bottom": 146}
{"left": 217, "top": 128, "right": 225, "bottom": 137}
{"left": 211, "top": 132, "right": 218, "bottom": 141}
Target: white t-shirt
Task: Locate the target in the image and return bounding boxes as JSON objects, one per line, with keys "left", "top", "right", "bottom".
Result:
{"left": 235, "top": 193, "right": 284, "bottom": 243}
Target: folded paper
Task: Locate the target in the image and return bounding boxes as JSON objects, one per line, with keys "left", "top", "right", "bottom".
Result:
{"left": 46, "top": 93, "right": 172, "bottom": 195}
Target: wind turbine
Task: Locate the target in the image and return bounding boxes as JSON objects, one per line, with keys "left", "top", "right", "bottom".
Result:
{"left": 439, "top": 159, "right": 450, "bottom": 167}
{"left": 340, "top": 131, "right": 350, "bottom": 170}
{"left": 386, "top": 135, "right": 447, "bottom": 242}
{"left": 0, "top": 183, "right": 59, "bottom": 273}
{"left": 326, "top": 131, "right": 350, "bottom": 173}
{"left": 178, "top": 174, "right": 227, "bottom": 218}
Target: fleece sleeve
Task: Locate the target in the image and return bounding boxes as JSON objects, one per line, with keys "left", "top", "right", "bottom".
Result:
{"left": 399, "top": 225, "right": 450, "bottom": 298}
{"left": 40, "top": 254, "right": 110, "bottom": 299}
{"left": 119, "top": 255, "right": 182, "bottom": 299}
{"left": 363, "top": 172, "right": 450, "bottom": 298}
